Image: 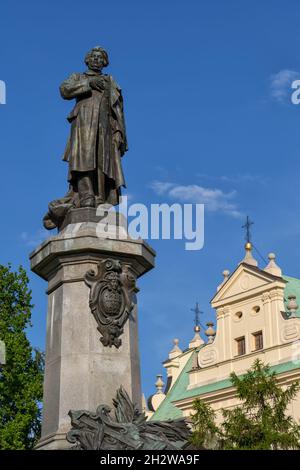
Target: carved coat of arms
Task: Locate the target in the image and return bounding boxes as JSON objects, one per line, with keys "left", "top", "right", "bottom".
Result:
{"left": 85, "top": 259, "right": 137, "bottom": 348}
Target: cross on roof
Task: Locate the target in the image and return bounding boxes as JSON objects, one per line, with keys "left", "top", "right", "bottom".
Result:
{"left": 242, "top": 216, "right": 254, "bottom": 243}
{"left": 191, "top": 302, "right": 203, "bottom": 328}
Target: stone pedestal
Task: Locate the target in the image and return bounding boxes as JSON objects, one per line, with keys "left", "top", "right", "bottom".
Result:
{"left": 30, "top": 209, "right": 155, "bottom": 450}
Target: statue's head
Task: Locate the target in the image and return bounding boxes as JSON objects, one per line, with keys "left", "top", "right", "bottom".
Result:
{"left": 85, "top": 46, "right": 109, "bottom": 72}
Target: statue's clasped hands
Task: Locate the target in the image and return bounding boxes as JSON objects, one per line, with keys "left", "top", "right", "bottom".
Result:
{"left": 90, "top": 76, "right": 106, "bottom": 92}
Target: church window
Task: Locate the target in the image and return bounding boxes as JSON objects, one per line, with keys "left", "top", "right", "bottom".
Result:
{"left": 253, "top": 331, "right": 263, "bottom": 351}
{"left": 236, "top": 336, "right": 246, "bottom": 356}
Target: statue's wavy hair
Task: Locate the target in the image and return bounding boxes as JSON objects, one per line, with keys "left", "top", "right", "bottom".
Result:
{"left": 84, "top": 46, "right": 109, "bottom": 67}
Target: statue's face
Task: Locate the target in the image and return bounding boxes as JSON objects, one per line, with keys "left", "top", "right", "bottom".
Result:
{"left": 87, "top": 51, "right": 105, "bottom": 71}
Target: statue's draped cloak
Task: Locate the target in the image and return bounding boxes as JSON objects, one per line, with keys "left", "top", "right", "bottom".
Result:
{"left": 60, "top": 70, "right": 128, "bottom": 205}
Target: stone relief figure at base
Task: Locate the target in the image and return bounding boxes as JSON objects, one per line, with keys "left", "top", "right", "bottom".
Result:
{"left": 43, "top": 46, "right": 128, "bottom": 230}
{"left": 67, "top": 387, "right": 191, "bottom": 450}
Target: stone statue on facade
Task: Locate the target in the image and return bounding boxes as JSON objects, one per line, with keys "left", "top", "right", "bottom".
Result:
{"left": 43, "top": 46, "right": 128, "bottom": 230}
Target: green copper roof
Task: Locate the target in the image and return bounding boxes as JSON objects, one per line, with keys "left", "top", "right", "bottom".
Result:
{"left": 151, "top": 355, "right": 300, "bottom": 421}
{"left": 150, "top": 352, "right": 195, "bottom": 421}
{"left": 283, "top": 275, "right": 300, "bottom": 317}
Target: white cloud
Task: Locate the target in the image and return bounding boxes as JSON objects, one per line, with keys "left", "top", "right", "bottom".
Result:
{"left": 197, "top": 173, "right": 269, "bottom": 185}
{"left": 149, "top": 181, "right": 176, "bottom": 195}
{"left": 149, "top": 180, "right": 242, "bottom": 218}
{"left": 21, "top": 229, "right": 48, "bottom": 247}
{"left": 270, "top": 69, "right": 300, "bottom": 103}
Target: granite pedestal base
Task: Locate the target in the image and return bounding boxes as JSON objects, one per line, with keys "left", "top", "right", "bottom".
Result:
{"left": 30, "top": 211, "right": 155, "bottom": 450}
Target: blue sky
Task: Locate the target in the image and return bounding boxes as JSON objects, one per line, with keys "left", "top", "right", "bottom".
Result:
{"left": 1, "top": 0, "right": 300, "bottom": 399}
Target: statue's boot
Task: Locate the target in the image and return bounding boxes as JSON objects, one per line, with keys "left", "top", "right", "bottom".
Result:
{"left": 80, "top": 195, "right": 96, "bottom": 208}
{"left": 77, "top": 172, "right": 96, "bottom": 208}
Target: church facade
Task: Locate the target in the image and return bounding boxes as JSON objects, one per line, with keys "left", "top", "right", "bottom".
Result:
{"left": 146, "top": 243, "right": 300, "bottom": 424}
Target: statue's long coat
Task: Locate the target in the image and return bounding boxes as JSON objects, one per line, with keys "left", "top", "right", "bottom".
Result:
{"left": 60, "top": 70, "right": 128, "bottom": 205}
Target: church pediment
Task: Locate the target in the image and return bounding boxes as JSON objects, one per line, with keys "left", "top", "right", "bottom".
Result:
{"left": 211, "top": 263, "right": 285, "bottom": 306}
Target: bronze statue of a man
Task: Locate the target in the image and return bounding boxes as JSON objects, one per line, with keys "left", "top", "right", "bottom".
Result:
{"left": 43, "top": 46, "right": 128, "bottom": 229}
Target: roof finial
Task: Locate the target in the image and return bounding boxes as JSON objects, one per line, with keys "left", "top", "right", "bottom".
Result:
{"left": 287, "top": 295, "right": 299, "bottom": 318}
{"left": 147, "top": 374, "right": 166, "bottom": 413}
{"left": 155, "top": 374, "right": 165, "bottom": 394}
{"left": 264, "top": 253, "right": 282, "bottom": 277}
{"left": 191, "top": 302, "right": 203, "bottom": 333}
{"left": 217, "top": 269, "right": 230, "bottom": 291}
{"left": 205, "top": 322, "right": 216, "bottom": 344}
{"left": 189, "top": 303, "right": 204, "bottom": 348}
{"left": 240, "top": 216, "right": 258, "bottom": 267}
{"left": 168, "top": 338, "right": 182, "bottom": 359}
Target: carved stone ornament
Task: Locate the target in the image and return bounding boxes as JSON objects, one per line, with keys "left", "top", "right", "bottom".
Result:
{"left": 67, "top": 386, "right": 191, "bottom": 450}
{"left": 85, "top": 259, "right": 138, "bottom": 348}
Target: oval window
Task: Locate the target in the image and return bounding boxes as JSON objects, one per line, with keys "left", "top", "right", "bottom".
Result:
{"left": 252, "top": 306, "right": 260, "bottom": 314}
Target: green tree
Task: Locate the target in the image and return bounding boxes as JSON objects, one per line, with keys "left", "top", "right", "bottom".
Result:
{"left": 0, "top": 264, "right": 44, "bottom": 449}
{"left": 222, "top": 359, "right": 300, "bottom": 450}
{"left": 190, "top": 359, "right": 300, "bottom": 450}
{"left": 190, "top": 398, "right": 220, "bottom": 449}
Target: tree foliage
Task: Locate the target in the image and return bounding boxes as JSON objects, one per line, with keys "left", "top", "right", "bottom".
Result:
{"left": 191, "top": 359, "right": 300, "bottom": 450}
{"left": 190, "top": 398, "right": 220, "bottom": 449}
{"left": 0, "top": 264, "right": 44, "bottom": 449}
